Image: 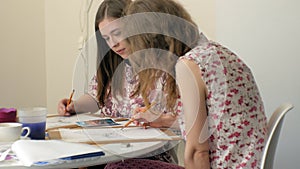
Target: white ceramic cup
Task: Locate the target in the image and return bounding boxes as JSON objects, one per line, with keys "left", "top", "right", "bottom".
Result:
{"left": 0, "top": 123, "right": 30, "bottom": 142}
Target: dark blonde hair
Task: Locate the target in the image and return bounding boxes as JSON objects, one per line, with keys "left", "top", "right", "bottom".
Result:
{"left": 94, "top": 0, "right": 131, "bottom": 106}
{"left": 124, "top": 0, "right": 200, "bottom": 111}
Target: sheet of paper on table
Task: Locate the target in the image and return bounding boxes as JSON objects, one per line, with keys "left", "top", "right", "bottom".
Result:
{"left": 56, "top": 127, "right": 173, "bottom": 144}
{"left": 46, "top": 113, "right": 103, "bottom": 130}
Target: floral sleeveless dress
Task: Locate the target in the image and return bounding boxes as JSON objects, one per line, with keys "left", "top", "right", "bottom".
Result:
{"left": 177, "top": 34, "right": 267, "bottom": 169}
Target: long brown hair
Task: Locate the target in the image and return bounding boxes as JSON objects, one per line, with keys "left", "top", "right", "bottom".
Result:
{"left": 94, "top": 0, "right": 131, "bottom": 106}
{"left": 125, "top": 0, "right": 200, "bottom": 111}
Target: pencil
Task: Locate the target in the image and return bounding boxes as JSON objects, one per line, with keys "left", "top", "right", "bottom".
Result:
{"left": 122, "top": 102, "right": 156, "bottom": 129}
{"left": 67, "top": 89, "right": 75, "bottom": 106}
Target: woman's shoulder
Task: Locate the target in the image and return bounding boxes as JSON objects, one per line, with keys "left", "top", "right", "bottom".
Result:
{"left": 179, "top": 43, "right": 215, "bottom": 68}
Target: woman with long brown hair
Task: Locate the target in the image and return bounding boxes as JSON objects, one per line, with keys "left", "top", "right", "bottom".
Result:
{"left": 58, "top": 0, "right": 179, "bottom": 167}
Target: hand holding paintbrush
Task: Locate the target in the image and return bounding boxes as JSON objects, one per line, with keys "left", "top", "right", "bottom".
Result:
{"left": 58, "top": 89, "right": 75, "bottom": 116}
{"left": 122, "top": 102, "right": 156, "bottom": 129}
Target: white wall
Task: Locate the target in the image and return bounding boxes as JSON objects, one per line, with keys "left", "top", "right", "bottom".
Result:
{"left": 45, "top": 0, "right": 83, "bottom": 114}
{"left": 215, "top": 0, "right": 300, "bottom": 168}
{"left": 0, "top": 0, "right": 46, "bottom": 109}
{"left": 178, "top": 0, "right": 215, "bottom": 39}
{"left": 45, "top": 0, "right": 103, "bottom": 114}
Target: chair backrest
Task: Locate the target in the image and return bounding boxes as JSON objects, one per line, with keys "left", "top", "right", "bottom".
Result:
{"left": 260, "top": 103, "right": 294, "bottom": 169}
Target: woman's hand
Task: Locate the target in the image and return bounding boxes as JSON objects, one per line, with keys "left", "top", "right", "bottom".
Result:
{"left": 57, "top": 98, "right": 76, "bottom": 116}
{"left": 132, "top": 106, "right": 178, "bottom": 128}
{"left": 132, "top": 107, "right": 163, "bottom": 128}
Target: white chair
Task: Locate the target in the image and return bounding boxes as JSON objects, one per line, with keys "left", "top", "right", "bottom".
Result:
{"left": 260, "top": 103, "right": 294, "bottom": 169}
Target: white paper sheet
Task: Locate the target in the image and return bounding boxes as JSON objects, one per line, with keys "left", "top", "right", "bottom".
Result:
{"left": 46, "top": 113, "right": 101, "bottom": 130}
{"left": 11, "top": 140, "right": 103, "bottom": 166}
{"left": 59, "top": 127, "right": 171, "bottom": 143}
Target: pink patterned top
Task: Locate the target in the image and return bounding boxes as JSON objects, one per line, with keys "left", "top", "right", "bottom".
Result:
{"left": 177, "top": 34, "right": 267, "bottom": 169}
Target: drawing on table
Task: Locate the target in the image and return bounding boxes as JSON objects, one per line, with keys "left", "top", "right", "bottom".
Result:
{"left": 58, "top": 127, "right": 171, "bottom": 143}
